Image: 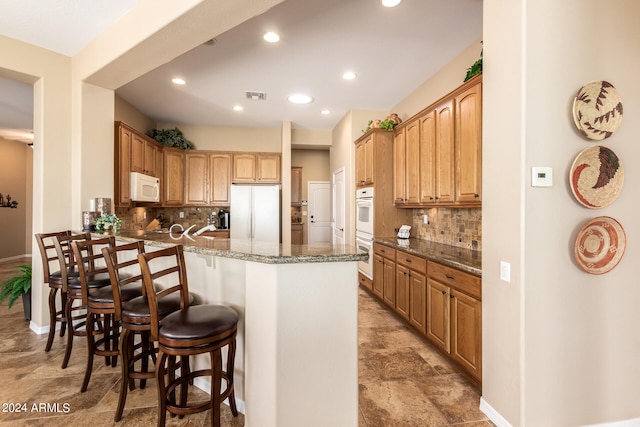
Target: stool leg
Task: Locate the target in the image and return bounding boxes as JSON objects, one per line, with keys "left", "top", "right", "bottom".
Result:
{"left": 61, "top": 296, "right": 75, "bottom": 369}
{"left": 211, "top": 349, "right": 222, "bottom": 427}
{"left": 179, "top": 355, "right": 189, "bottom": 418}
{"left": 140, "top": 331, "right": 151, "bottom": 390}
{"left": 45, "top": 287, "right": 58, "bottom": 352}
{"left": 156, "top": 350, "right": 169, "bottom": 427}
{"left": 115, "top": 328, "right": 132, "bottom": 422}
{"left": 81, "top": 311, "right": 96, "bottom": 392}
{"left": 226, "top": 340, "right": 238, "bottom": 417}
{"left": 59, "top": 291, "right": 67, "bottom": 337}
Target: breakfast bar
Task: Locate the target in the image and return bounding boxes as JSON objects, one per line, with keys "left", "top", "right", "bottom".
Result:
{"left": 109, "top": 230, "right": 367, "bottom": 427}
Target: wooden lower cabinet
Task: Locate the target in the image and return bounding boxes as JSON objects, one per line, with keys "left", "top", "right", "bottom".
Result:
{"left": 363, "top": 243, "right": 482, "bottom": 386}
{"left": 291, "top": 223, "right": 303, "bottom": 244}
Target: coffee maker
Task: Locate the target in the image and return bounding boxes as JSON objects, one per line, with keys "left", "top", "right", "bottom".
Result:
{"left": 218, "top": 209, "right": 229, "bottom": 229}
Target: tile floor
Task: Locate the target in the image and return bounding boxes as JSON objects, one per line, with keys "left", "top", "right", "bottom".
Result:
{"left": 0, "top": 258, "right": 492, "bottom": 426}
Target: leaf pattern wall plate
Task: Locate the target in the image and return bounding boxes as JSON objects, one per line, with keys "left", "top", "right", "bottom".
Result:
{"left": 574, "top": 216, "right": 625, "bottom": 274}
{"left": 572, "top": 81, "right": 623, "bottom": 140}
{"left": 570, "top": 145, "right": 624, "bottom": 208}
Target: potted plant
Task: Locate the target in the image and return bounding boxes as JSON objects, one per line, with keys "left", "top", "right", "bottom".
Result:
{"left": 0, "top": 264, "right": 32, "bottom": 320}
{"left": 147, "top": 127, "right": 195, "bottom": 150}
{"left": 95, "top": 213, "right": 123, "bottom": 233}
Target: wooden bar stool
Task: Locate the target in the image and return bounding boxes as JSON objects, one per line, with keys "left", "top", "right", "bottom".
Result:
{"left": 35, "top": 230, "right": 72, "bottom": 352}
{"left": 138, "top": 245, "right": 239, "bottom": 427}
{"left": 102, "top": 241, "right": 194, "bottom": 422}
{"left": 54, "top": 232, "right": 106, "bottom": 369}
{"left": 71, "top": 237, "right": 143, "bottom": 392}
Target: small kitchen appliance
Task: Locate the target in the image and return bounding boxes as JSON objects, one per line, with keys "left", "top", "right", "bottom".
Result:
{"left": 218, "top": 209, "right": 230, "bottom": 229}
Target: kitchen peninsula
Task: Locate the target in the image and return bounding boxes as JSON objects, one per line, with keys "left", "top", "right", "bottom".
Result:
{"left": 110, "top": 230, "right": 366, "bottom": 427}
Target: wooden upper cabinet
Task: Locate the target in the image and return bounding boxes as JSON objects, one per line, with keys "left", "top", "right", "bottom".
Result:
{"left": 233, "top": 153, "right": 256, "bottom": 182}
{"left": 185, "top": 152, "right": 208, "bottom": 205}
{"left": 209, "top": 153, "right": 231, "bottom": 205}
{"left": 355, "top": 134, "right": 374, "bottom": 187}
{"left": 435, "top": 100, "right": 455, "bottom": 204}
{"left": 163, "top": 149, "right": 184, "bottom": 206}
{"left": 404, "top": 120, "right": 420, "bottom": 205}
{"left": 257, "top": 153, "right": 281, "bottom": 182}
{"left": 455, "top": 80, "right": 482, "bottom": 204}
{"left": 115, "top": 123, "right": 132, "bottom": 207}
{"left": 393, "top": 128, "right": 406, "bottom": 203}
{"left": 419, "top": 110, "right": 437, "bottom": 204}
{"left": 291, "top": 166, "right": 302, "bottom": 206}
{"left": 131, "top": 132, "right": 160, "bottom": 177}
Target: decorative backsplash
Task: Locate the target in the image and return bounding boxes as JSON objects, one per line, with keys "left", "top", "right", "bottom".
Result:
{"left": 412, "top": 207, "right": 481, "bottom": 251}
{"left": 115, "top": 206, "right": 229, "bottom": 231}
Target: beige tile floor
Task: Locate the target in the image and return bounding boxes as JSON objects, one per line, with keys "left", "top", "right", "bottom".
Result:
{"left": 0, "top": 258, "right": 492, "bottom": 426}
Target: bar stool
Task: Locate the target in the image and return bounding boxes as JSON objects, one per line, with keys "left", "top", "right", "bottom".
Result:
{"left": 35, "top": 230, "right": 71, "bottom": 352}
{"left": 102, "top": 241, "right": 194, "bottom": 422}
{"left": 71, "top": 236, "right": 143, "bottom": 392}
{"left": 138, "top": 245, "right": 239, "bottom": 427}
{"left": 54, "top": 232, "right": 107, "bottom": 369}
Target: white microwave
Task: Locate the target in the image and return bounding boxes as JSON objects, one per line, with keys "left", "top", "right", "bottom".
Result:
{"left": 130, "top": 172, "right": 160, "bottom": 202}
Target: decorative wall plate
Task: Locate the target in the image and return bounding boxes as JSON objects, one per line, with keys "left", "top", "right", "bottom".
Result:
{"left": 574, "top": 216, "right": 626, "bottom": 274}
{"left": 572, "top": 81, "right": 623, "bottom": 140}
{"left": 570, "top": 145, "right": 623, "bottom": 208}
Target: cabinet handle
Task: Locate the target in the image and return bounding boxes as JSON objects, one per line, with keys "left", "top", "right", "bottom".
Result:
{"left": 446, "top": 274, "right": 454, "bottom": 280}
{"left": 441, "top": 290, "right": 446, "bottom": 295}
{"left": 450, "top": 294, "right": 455, "bottom": 299}
{"left": 429, "top": 197, "right": 434, "bottom": 200}
{"left": 474, "top": 194, "right": 479, "bottom": 198}
{"left": 405, "top": 259, "right": 412, "bottom": 263}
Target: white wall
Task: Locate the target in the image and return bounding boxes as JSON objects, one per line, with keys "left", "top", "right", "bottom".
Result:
{"left": 483, "top": 1, "right": 640, "bottom": 426}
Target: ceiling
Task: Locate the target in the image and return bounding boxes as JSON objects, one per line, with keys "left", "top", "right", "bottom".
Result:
{"left": 0, "top": 0, "right": 483, "bottom": 140}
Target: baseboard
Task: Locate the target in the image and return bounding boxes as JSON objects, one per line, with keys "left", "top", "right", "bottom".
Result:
{"left": 29, "top": 321, "right": 59, "bottom": 335}
{"left": 480, "top": 398, "right": 513, "bottom": 427}
{"left": 193, "top": 376, "right": 246, "bottom": 415}
{"left": 480, "top": 398, "right": 640, "bottom": 427}
{"left": 0, "top": 254, "right": 32, "bottom": 263}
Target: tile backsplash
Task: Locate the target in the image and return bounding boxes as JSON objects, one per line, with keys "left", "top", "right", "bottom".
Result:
{"left": 115, "top": 206, "right": 229, "bottom": 231}
{"left": 412, "top": 207, "right": 481, "bottom": 251}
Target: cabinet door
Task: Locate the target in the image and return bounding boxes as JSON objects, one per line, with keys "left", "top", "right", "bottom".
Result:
{"left": 419, "top": 110, "right": 437, "bottom": 204}
{"left": 395, "top": 264, "right": 410, "bottom": 320}
{"left": 393, "top": 128, "right": 406, "bottom": 204}
{"left": 436, "top": 101, "right": 455, "bottom": 203}
{"left": 115, "top": 124, "right": 132, "bottom": 206}
{"left": 233, "top": 153, "right": 257, "bottom": 182}
{"left": 455, "top": 82, "right": 482, "bottom": 203}
{"left": 363, "top": 136, "right": 374, "bottom": 185}
{"left": 257, "top": 153, "right": 281, "bottom": 182}
{"left": 185, "top": 153, "right": 208, "bottom": 205}
{"left": 426, "top": 278, "right": 450, "bottom": 352}
{"left": 355, "top": 141, "right": 366, "bottom": 186}
{"left": 291, "top": 224, "right": 303, "bottom": 244}
{"left": 130, "top": 132, "right": 146, "bottom": 174}
{"left": 209, "top": 153, "right": 231, "bottom": 205}
{"left": 409, "top": 270, "right": 426, "bottom": 333}
{"left": 382, "top": 258, "right": 396, "bottom": 308}
{"left": 373, "top": 254, "right": 385, "bottom": 300}
{"left": 450, "top": 289, "right": 482, "bottom": 380}
{"left": 405, "top": 121, "right": 420, "bottom": 204}
{"left": 144, "top": 141, "right": 159, "bottom": 177}
{"left": 291, "top": 167, "right": 302, "bottom": 206}
{"left": 163, "top": 150, "right": 184, "bottom": 206}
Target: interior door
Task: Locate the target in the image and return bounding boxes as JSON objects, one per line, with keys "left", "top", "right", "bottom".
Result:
{"left": 308, "top": 181, "right": 331, "bottom": 244}
{"left": 332, "top": 167, "right": 345, "bottom": 245}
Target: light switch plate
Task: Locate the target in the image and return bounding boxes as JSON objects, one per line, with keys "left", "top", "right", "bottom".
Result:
{"left": 500, "top": 261, "right": 511, "bottom": 283}
{"left": 531, "top": 167, "right": 553, "bottom": 187}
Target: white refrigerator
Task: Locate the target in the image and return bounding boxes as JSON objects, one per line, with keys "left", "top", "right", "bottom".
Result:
{"left": 230, "top": 184, "right": 281, "bottom": 243}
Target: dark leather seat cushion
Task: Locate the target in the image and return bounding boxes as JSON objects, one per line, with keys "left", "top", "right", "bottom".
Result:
{"left": 122, "top": 293, "right": 195, "bottom": 321}
{"left": 49, "top": 267, "right": 80, "bottom": 287}
{"left": 67, "top": 272, "right": 126, "bottom": 290}
{"left": 159, "top": 305, "right": 238, "bottom": 342}
{"left": 88, "top": 283, "right": 143, "bottom": 304}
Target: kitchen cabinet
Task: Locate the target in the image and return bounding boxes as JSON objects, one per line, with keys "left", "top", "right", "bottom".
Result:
{"left": 115, "top": 122, "right": 132, "bottom": 207}
{"left": 291, "top": 223, "right": 303, "bottom": 244}
{"left": 163, "top": 149, "right": 185, "bottom": 206}
{"left": 291, "top": 167, "right": 302, "bottom": 206}
{"left": 355, "top": 134, "right": 374, "bottom": 187}
{"left": 131, "top": 131, "right": 161, "bottom": 177}
{"left": 373, "top": 243, "right": 396, "bottom": 307}
{"left": 185, "top": 152, "right": 208, "bottom": 205}
{"left": 455, "top": 81, "right": 482, "bottom": 203}
{"left": 232, "top": 152, "right": 281, "bottom": 183}
{"left": 394, "top": 119, "right": 420, "bottom": 205}
{"left": 209, "top": 153, "right": 231, "bottom": 206}
{"left": 397, "top": 250, "right": 427, "bottom": 333}
{"left": 426, "top": 260, "right": 482, "bottom": 382}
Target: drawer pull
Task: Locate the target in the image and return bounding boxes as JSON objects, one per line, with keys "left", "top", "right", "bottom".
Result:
{"left": 446, "top": 274, "right": 455, "bottom": 280}
{"left": 405, "top": 259, "right": 412, "bottom": 263}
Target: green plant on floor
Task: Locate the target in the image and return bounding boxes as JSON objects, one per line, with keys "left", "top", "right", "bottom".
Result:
{"left": 0, "top": 264, "right": 31, "bottom": 308}
{"left": 148, "top": 127, "right": 195, "bottom": 150}
{"left": 95, "top": 213, "right": 123, "bottom": 232}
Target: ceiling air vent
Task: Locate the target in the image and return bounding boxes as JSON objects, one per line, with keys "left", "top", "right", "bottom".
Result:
{"left": 245, "top": 91, "right": 267, "bottom": 101}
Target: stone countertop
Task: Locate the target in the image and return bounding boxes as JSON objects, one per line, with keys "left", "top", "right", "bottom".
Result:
{"left": 101, "top": 230, "right": 367, "bottom": 265}
{"left": 374, "top": 237, "right": 481, "bottom": 276}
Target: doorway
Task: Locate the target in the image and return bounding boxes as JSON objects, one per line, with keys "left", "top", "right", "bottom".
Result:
{"left": 332, "top": 167, "right": 345, "bottom": 245}
{"left": 307, "top": 181, "right": 331, "bottom": 244}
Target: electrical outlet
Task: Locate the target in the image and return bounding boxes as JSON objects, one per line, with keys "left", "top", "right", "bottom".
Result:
{"left": 179, "top": 211, "right": 185, "bottom": 218}
{"left": 500, "top": 261, "right": 511, "bottom": 283}
{"left": 423, "top": 214, "right": 429, "bottom": 224}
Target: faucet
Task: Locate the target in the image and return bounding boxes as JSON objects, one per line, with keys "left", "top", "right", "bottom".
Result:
{"left": 194, "top": 223, "right": 217, "bottom": 236}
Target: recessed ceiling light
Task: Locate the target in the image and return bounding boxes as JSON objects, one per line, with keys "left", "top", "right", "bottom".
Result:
{"left": 288, "top": 94, "right": 313, "bottom": 104}
{"left": 321, "top": 109, "right": 331, "bottom": 115}
{"left": 381, "top": 0, "right": 402, "bottom": 7}
{"left": 233, "top": 105, "right": 244, "bottom": 111}
{"left": 172, "top": 77, "right": 186, "bottom": 85}
{"left": 343, "top": 71, "right": 357, "bottom": 80}
{"left": 263, "top": 32, "right": 280, "bottom": 43}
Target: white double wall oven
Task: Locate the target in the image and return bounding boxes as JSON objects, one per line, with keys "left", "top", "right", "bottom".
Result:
{"left": 355, "top": 187, "right": 374, "bottom": 279}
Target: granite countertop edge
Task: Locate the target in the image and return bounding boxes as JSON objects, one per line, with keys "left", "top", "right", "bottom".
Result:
{"left": 374, "top": 237, "right": 482, "bottom": 276}
{"left": 96, "top": 232, "right": 366, "bottom": 265}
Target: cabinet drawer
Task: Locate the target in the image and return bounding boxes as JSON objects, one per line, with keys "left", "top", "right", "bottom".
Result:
{"left": 396, "top": 250, "right": 427, "bottom": 275}
{"left": 428, "top": 261, "right": 481, "bottom": 299}
{"left": 374, "top": 243, "right": 396, "bottom": 260}
{"left": 358, "top": 272, "right": 373, "bottom": 290}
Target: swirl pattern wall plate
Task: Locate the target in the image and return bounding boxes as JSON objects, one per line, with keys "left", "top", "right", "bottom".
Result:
{"left": 570, "top": 145, "right": 624, "bottom": 208}
{"left": 572, "top": 81, "right": 623, "bottom": 140}
{"left": 574, "top": 216, "right": 625, "bottom": 274}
